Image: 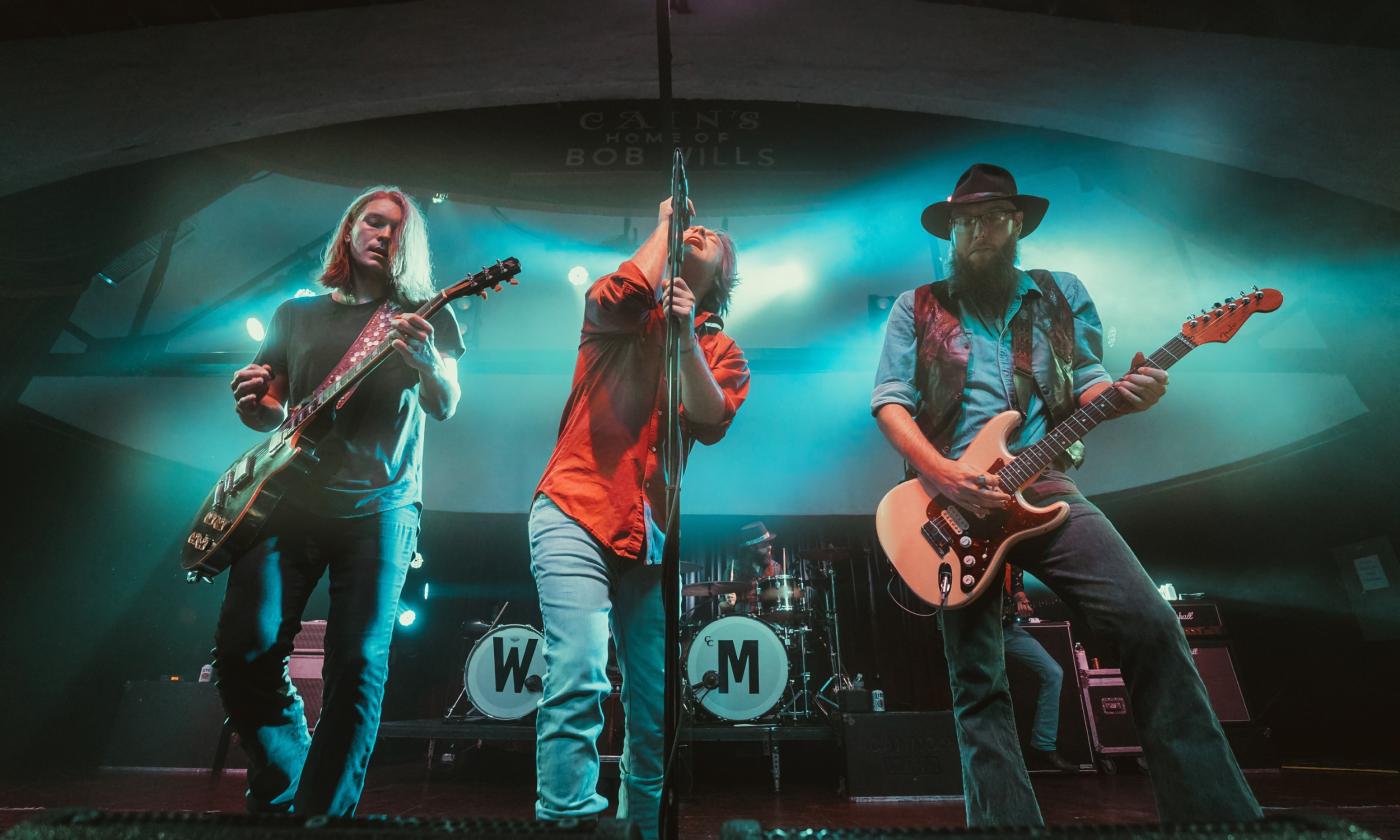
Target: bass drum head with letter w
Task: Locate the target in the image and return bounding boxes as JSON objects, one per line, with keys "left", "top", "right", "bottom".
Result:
{"left": 464, "top": 624, "right": 546, "bottom": 720}
{"left": 684, "top": 615, "right": 788, "bottom": 721}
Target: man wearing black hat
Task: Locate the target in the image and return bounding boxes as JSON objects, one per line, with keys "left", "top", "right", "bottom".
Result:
{"left": 871, "top": 164, "right": 1260, "bottom": 826}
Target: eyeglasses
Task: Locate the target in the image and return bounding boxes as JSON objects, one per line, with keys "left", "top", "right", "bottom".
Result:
{"left": 950, "top": 210, "right": 1016, "bottom": 235}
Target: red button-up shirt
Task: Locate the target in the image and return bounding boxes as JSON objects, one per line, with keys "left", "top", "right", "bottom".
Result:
{"left": 535, "top": 260, "right": 751, "bottom": 560}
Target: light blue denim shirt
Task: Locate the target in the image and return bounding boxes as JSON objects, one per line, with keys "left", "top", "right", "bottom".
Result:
{"left": 871, "top": 270, "right": 1113, "bottom": 460}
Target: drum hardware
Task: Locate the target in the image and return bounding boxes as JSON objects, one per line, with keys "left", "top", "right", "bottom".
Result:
{"left": 443, "top": 602, "right": 547, "bottom": 722}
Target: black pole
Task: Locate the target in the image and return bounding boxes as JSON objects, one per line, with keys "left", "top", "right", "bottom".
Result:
{"left": 656, "top": 3, "right": 684, "bottom": 840}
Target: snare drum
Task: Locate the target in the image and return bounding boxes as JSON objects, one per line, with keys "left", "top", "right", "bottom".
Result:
{"left": 463, "top": 624, "right": 546, "bottom": 720}
{"left": 755, "top": 574, "right": 806, "bottom": 623}
{"left": 684, "top": 615, "right": 789, "bottom": 721}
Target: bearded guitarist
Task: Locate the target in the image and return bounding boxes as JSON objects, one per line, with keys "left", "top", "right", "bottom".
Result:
{"left": 871, "top": 165, "right": 1261, "bottom": 827}
{"left": 216, "top": 187, "right": 466, "bottom": 816}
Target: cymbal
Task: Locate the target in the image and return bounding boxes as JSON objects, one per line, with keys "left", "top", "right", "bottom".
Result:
{"left": 681, "top": 580, "right": 750, "bottom": 597}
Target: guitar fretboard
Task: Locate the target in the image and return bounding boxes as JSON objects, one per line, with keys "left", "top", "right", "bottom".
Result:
{"left": 994, "top": 333, "right": 1196, "bottom": 492}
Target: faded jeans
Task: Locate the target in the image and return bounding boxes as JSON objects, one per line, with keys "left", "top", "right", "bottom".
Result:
{"left": 940, "top": 471, "right": 1261, "bottom": 826}
{"left": 213, "top": 503, "right": 418, "bottom": 816}
{"left": 529, "top": 494, "right": 664, "bottom": 840}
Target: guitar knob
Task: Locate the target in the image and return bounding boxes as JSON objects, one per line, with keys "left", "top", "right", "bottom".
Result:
{"left": 959, "top": 535, "right": 972, "bottom": 548}
{"left": 962, "top": 555, "right": 976, "bottom": 567}
{"left": 962, "top": 574, "right": 976, "bottom": 587}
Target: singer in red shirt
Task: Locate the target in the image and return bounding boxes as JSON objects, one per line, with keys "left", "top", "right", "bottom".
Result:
{"left": 529, "top": 197, "right": 750, "bottom": 839}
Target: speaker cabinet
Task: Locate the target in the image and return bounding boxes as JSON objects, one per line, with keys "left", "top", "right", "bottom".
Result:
{"left": 1005, "top": 620, "right": 1093, "bottom": 768}
{"left": 101, "top": 681, "right": 242, "bottom": 770}
{"left": 1190, "top": 642, "right": 1249, "bottom": 723}
{"left": 839, "top": 711, "right": 962, "bottom": 798}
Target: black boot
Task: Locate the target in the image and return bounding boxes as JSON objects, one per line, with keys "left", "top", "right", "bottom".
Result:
{"left": 1026, "top": 747, "right": 1080, "bottom": 773}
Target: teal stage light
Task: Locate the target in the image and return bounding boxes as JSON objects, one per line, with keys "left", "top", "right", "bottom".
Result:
{"left": 397, "top": 607, "right": 417, "bottom": 627}
{"left": 245, "top": 317, "right": 265, "bottom": 341}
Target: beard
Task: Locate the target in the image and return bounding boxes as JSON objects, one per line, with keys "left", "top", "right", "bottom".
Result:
{"left": 948, "top": 238, "right": 1019, "bottom": 316}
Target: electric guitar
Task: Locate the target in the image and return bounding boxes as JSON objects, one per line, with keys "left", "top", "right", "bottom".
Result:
{"left": 875, "top": 287, "right": 1283, "bottom": 610}
{"left": 179, "top": 258, "right": 522, "bottom": 581}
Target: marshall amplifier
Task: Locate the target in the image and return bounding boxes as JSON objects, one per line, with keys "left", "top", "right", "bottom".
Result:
{"left": 291, "top": 619, "right": 327, "bottom": 733}
{"left": 1173, "top": 601, "right": 1226, "bottom": 636}
{"left": 1191, "top": 642, "right": 1250, "bottom": 723}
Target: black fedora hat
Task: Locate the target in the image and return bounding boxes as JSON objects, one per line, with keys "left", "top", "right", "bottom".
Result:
{"left": 920, "top": 163, "right": 1049, "bottom": 240}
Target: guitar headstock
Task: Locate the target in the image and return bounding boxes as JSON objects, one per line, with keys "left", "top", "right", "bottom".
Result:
{"left": 441, "top": 257, "right": 522, "bottom": 302}
{"left": 1181, "top": 287, "right": 1282, "bottom": 346}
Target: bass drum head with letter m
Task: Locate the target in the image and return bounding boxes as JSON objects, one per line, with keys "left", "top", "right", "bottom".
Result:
{"left": 684, "top": 615, "right": 788, "bottom": 721}
{"left": 464, "top": 624, "right": 546, "bottom": 720}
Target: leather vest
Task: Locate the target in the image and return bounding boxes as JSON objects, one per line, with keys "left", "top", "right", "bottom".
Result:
{"left": 912, "top": 269, "right": 1084, "bottom": 468}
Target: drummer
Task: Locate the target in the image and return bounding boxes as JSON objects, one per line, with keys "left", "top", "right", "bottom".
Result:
{"left": 738, "top": 520, "right": 783, "bottom": 611}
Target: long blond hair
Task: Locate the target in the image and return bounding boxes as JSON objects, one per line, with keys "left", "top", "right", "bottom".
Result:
{"left": 318, "top": 186, "right": 435, "bottom": 304}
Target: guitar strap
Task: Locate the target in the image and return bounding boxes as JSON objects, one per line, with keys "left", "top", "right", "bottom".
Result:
{"left": 1010, "top": 305, "right": 1035, "bottom": 418}
{"left": 308, "top": 299, "right": 403, "bottom": 412}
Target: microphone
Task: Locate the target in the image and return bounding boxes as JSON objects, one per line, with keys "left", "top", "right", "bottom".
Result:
{"left": 690, "top": 670, "right": 719, "bottom": 692}
{"left": 524, "top": 675, "right": 543, "bottom": 693}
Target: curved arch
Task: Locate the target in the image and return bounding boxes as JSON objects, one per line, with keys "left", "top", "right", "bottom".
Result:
{"left": 4, "top": 1, "right": 1398, "bottom": 209}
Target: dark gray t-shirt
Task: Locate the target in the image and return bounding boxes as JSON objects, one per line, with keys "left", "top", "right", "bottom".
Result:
{"left": 254, "top": 294, "right": 465, "bottom": 517}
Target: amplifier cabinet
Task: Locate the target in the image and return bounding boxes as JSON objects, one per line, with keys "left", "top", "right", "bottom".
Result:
{"left": 1174, "top": 601, "right": 1225, "bottom": 637}
{"left": 1190, "top": 642, "right": 1250, "bottom": 723}
{"left": 1006, "top": 621, "right": 1094, "bottom": 768}
{"left": 839, "top": 711, "right": 963, "bottom": 798}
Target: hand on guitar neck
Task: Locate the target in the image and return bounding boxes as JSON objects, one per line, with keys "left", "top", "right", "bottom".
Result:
{"left": 1080, "top": 350, "right": 1169, "bottom": 416}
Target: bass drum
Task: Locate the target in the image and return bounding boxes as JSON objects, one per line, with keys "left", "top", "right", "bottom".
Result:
{"left": 463, "top": 624, "right": 546, "bottom": 720}
{"left": 684, "top": 615, "right": 789, "bottom": 721}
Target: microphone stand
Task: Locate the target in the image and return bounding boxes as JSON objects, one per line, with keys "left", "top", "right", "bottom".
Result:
{"left": 658, "top": 147, "right": 690, "bottom": 840}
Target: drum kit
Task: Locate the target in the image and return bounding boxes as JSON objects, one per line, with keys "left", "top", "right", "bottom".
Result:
{"left": 680, "top": 547, "right": 851, "bottom": 723}
{"left": 444, "top": 547, "right": 854, "bottom": 725}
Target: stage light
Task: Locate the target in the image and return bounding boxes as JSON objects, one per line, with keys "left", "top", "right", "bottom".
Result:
{"left": 246, "top": 317, "right": 266, "bottom": 342}
{"left": 398, "top": 607, "right": 417, "bottom": 627}
{"left": 422, "top": 582, "right": 431, "bottom": 600}
{"left": 95, "top": 272, "right": 117, "bottom": 287}
{"left": 409, "top": 551, "right": 425, "bottom": 569}
{"left": 431, "top": 193, "right": 449, "bottom": 204}
{"left": 568, "top": 265, "right": 590, "bottom": 286}
{"left": 293, "top": 288, "right": 318, "bottom": 299}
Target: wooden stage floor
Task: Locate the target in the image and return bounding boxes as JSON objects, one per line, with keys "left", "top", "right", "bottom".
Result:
{"left": 1, "top": 752, "right": 1397, "bottom": 838}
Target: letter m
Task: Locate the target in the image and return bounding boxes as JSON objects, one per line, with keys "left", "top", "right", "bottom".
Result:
{"left": 718, "top": 639, "right": 760, "bottom": 694}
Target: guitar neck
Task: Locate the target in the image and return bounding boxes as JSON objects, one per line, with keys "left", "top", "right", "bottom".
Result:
{"left": 996, "top": 333, "right": 1196, "bottom": 492}
{"left": 283, "top": 293, "right": 448, "bottom": 430}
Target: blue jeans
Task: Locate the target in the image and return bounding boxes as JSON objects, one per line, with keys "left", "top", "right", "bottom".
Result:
{"left": 1002, "top": 620, "right": 1062, "bottom": 752}
{"left": 940, "top": 472, "right": 1261, "bottom": 826}
{"left": 529, "top": 495, "right": 663, "bottom": 840}
{"left": 213, "top": 503, "right": 418, "bottom": 816}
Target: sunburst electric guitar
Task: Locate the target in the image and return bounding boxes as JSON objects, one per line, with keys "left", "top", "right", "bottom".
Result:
{"left": 875, "top": 287, "right": 1283, "bottom": 610}
{"left": 179, "top": 258, "right": 522, "bottom": 581}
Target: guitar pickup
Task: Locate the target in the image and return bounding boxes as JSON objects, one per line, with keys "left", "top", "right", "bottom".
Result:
{"left": 231, "top": 455, "right": 255, "bottom": 491}
{"left": 920, "top": 521, "right": 951, "bottom": 554}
